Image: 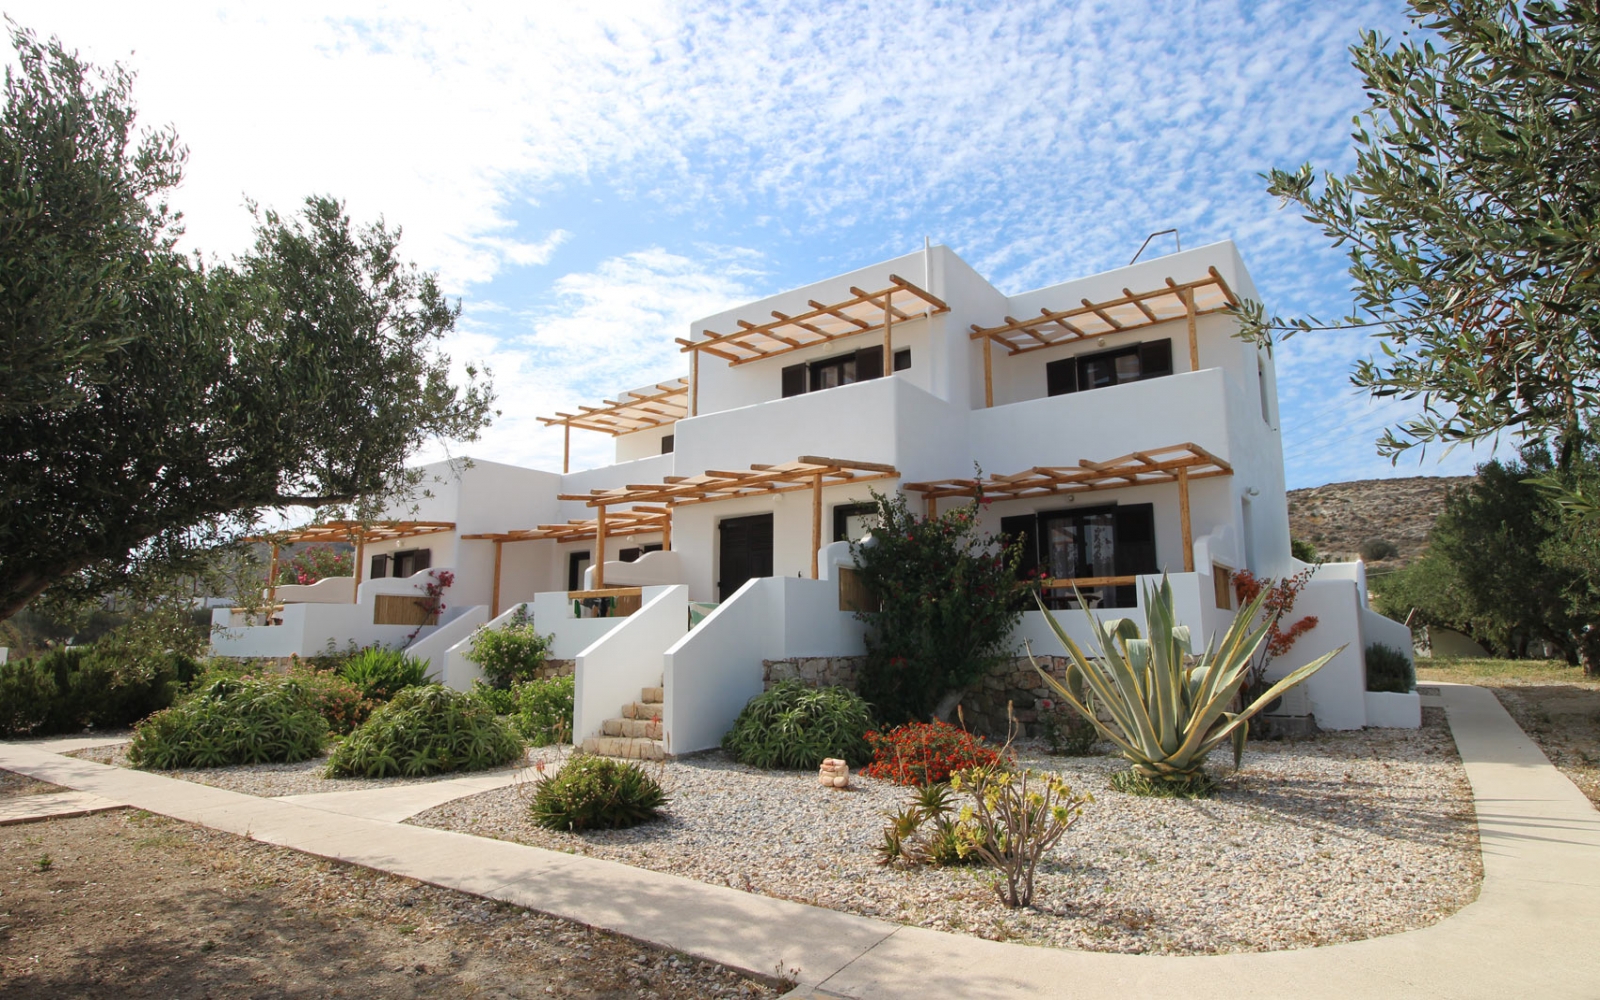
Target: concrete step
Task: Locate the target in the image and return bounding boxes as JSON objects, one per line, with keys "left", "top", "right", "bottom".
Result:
{"left": 580, "top": 736, "right": 667, "bottom": 761}
{"left": 641, "top": 686, "right": 664, "bottom": 704}
{"left": 623, "top": 701, "right": 663, "bottom": 721}
{"left": 601, "top": 717, "right": 663, "bottom": 740}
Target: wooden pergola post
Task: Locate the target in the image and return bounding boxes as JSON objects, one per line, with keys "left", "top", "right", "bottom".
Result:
{"left": 926, "top": 495, "right": 937, "bottom": 520}
{"left": 594, "top": 504, "right": 607, "bottom": 589}
{"left": 810, "top": 474, "right": 823, "bottom": 579}
{"left": 266, "top": 542, "right": 280, "bottom": 619}
{"left": 882, "top": 289, "right": 894, "bottom": 372}
{"left": 563, "top": 422, "right": 571, "bottom": 474}
{"left": 690, "top": 350, "right": 699, "bottom": 417}
{"left": 491, "top": 539, "right": 504, "bottom": 617}
{"left": 352, "top": 534, "right": 366, "bottom": 591}
{"left": 1184, "top": 287, "right": 1199, "bottom": 372}
{"left": 1177, "top": 467, "right": 1194, "bottom": 572}
{"left": 982, "top": 336, "right": 994, "bottom": 408}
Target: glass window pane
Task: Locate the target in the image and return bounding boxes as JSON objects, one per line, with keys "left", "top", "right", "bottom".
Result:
{"left": 1115, "top": 353, "right": 1141, "bottom": 383}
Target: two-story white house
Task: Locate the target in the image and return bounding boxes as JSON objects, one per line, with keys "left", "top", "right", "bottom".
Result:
{"left": 212, "top": 240, "right": 1419, "bottom": 755}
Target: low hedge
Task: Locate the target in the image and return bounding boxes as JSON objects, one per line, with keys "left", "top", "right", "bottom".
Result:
{"left": 0, "top": 646, "right": 195, "bottom": 739}
{"left": 721, "top": 680, "right": 874, "bottom": 769}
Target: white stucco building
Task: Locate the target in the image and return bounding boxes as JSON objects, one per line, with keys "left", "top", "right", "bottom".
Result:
{"left": 212, "top": 241, "right": 1419, "bottom": 753}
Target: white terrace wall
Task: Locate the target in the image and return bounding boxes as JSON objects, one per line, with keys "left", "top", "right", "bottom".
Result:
{"left": 573, "top": 585, "right": 687, "bottom": 744}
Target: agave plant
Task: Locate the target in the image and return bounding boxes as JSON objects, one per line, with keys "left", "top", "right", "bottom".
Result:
{"left": 1030, "top": 576, "right": 1342, "bottom": 785}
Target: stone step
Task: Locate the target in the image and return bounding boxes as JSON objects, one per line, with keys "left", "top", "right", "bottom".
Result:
{"left": 623, "top": 701, "right": 663, "bottom": 720}
{"left": 581, "top": 735, "right": 667, "bottom": 761}
{"left": 641, "top": 686, "right": 664, "bottom": 704}
{"left": 601, "top": 717, "right": 663, "bottom": 740}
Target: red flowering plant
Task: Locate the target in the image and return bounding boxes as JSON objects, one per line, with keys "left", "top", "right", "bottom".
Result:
{"left": 276, "top": 545, "right": 354, "bottom": 586}
{"left": 1232, "top": 565, "right": 1319, "bottom": 696}
{"left": 862, "top": 720, "right": 1012, "bottom": 786}
{"left": 403, "top": 569, "right": 455, "bottom": 647}
{"left": 850, "top": 488, "right": 1035, "bottom": 723}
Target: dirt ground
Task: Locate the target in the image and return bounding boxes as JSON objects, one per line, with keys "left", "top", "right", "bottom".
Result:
{"left": 0, "top": 806, "right": 780, "bottom": 999}
{"left": 1418, "top": 658, "right": 1600, "bottom": 808}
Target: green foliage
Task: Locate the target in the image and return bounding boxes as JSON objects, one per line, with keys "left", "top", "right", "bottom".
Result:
{"left": 326, "top": 685, "right": 522, "bottom": 778}
{"left": 721, "top": 680, "right": 874, "bottom": 769}
{"left": 514, "top": 674, "right": 574, "bottom": 747}
{"left": 876, "top": 781, "right": 985, "bottom": 868}
{"left": 1359, "top": 537, "right": 1399, "bottom": 562}
{"left": 1366, "top": 643, "right": 1416, "bottom": 694}
{"left": 1032, "top": 576, "right": 1342, "bottom": 793}
{"left": 850, "top": 490, "right": 1032, "bottom": 723}
{"left": 529, "top": 753, "right": 666, "bottom": 832}
{"left": 0, "top": 645, "right": 188, "bottom": 738}
{"left": 950, "top": 764, "right": 1091, "bottom": 907}
{"left": 861, "top": 721, "right": 1010, "bottom": 786}
{"left": 127, "top": 677, "right": 328, "bottom": 769}
{"left": 469, "top": 679, "right": 519, "bottom": 716}
{"left": 1290, "top": 539, "right": 1319, "bottom": 563}
{"left": 465, "top": 606, "right": 555, "bottom": 689}
{"left": 1108, "top": 769, "right": 1216, "bottom": 799}
{"left": 284, "top": 667, "right": 372, "bottom": 735}
{"left": 0, "top": 22, "right": 495, "bottom": 623}
{"left": 1244, "top": 1, "right": 1600, "bottom": 457}
{"left": 1038, "top": 707, "right": 1099, "bottom": 757}
{"left": 338, "top": 648, "right": 431, "bottom": 703}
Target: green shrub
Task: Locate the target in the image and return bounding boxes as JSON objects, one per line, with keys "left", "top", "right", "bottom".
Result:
{"left": 469, "top": 679, "right": 519, "bottom": 716}
{"left": 721, "top": 680, "right": 873, "bottom": 769}
{"left": 0, "top": 646, "right": 185, "bottom": 738}
{"left": 877, "top": 781, "right": 985, "bottom": 868}
{"left": 1366, "top": 642, "right": 1416, "bottom": 694}
{"left": 515, "top": 674, "right": 574, "bottom": 747}
{"left": 338, "top": 648, "right": 432, "bottom": 702}
{"left": 326, "top": 686, "right": 523, "bottom": 778}
{"left": 529, "top": 753, "right": 666, "bottom": 831}
{"left": 290, "top": 670, "right": 373, "bottom": 735}
{"left": 128, "top": 677, "right": 329, "bottom": 769}
{"left": 465, "top": 607, "right": 555, "bottom": 689}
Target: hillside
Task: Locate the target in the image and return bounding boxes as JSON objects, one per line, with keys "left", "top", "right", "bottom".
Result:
{"left": 1286, "top": 476, "right": 1473, "bottom": 567}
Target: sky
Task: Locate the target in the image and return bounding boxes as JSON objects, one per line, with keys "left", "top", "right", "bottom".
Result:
{"left": 7, "top": 0, "right": 1504, "bottom": 488}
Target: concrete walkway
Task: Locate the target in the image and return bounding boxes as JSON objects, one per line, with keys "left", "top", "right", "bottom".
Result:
{"left": 2, "top": 682, "right": 1596, "bottom": 998}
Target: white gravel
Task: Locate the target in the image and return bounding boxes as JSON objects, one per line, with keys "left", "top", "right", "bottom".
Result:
{"left": 67, "top": 742, "right": 570, "bottom": 798}
{"left": 408, "top": 708, "right": 1481, "bottom": 955}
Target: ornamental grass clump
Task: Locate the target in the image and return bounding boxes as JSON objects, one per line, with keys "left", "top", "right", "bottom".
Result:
{"left": 529, "top": 753, "right": 666, "bottom": 831}
{"left": 337, "top": 648, "right": 432, "bottom": 703}
{"left": 327, "top": 685, "right": 523, "bottom": 778}
{"left": 722, "top": 680, "right": 874, "bottom": 769}
{"left": 128, "top": 677, "right": 328, "bottom": 769}
{"left": 861, "top": 720, "right": 1010, "bottom": 786}
{"left": 1031, "top": 576, "right": 1342, "bottom": 797}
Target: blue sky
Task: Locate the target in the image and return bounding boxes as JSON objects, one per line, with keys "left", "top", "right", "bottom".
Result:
{"left": 10, "top": 0, "right": 1503, "bottom": 487}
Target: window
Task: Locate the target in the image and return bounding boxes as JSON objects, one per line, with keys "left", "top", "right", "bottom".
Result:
{"left": 781, "top": 347, "right": 909, "bottom": 398}
{"left": 618, "top": 544, "right": 663, "bottom": 563}
{"left": 369, "top": 553, "right": 390, "bottom": 579}
{"left": 832, "top": 502, "right": 879, "bottom": 542}
{"left": 1000, "top": 504, "right": 1157, "bottom": 609}
{"left": 1046, "top": 340, "right": 1173, "bottom": 397}
{"left": 567, "top": 551, "right": 591, "bottom": 592}
{"left": 390, "top": 548, "right": 432, "bottom": 578}
{"left": 661, "top": 434, "right": 675, "bottom": 454}
{"left": 1213, "top": 565, "right": 1234, "bottom": 609}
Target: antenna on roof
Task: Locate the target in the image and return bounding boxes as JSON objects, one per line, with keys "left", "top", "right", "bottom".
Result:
{"left": 1129, "top": 228, "right": 1180, "bottom": 265}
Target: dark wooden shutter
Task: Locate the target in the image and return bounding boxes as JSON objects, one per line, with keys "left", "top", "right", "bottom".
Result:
{"left": 1046, "top": 357, "right": 1077, "bottom": 396}
{"left": 854, "top": 346, "right": 884, "bottom": 381}
{"left": 1000, "top": 514, "right": 1039, "bottom": 580}
{"left": 893, "top": 348, "right": 911, "bottom": 372}
{"left": 1112, "top": 504, "right": 1157, "bottom": 610}
{"left": 1138, "top": 339, "right": 1173, "bottom": 379}
{"left": 619, "top": 548, "right": 642, "bottom": 563}
{"left": 414, "top": 548, "right": 432, "bottom": 572}
{"left": 370, "top": 554, "right": 389, "bottom": 579}
{"left": 782, "top": 363, "right": 807, "bottom": 397}
{"left": 660, "top": 434, "right": 674, "bottom": 454}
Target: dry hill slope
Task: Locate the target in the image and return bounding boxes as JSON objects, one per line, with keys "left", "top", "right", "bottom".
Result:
{"left": 1286, "top": 476, "right": 1473, "bottom": 567}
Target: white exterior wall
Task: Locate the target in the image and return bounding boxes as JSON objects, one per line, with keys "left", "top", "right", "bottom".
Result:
{"left": 573, "top": 585, "right": 687, "bottom": 744}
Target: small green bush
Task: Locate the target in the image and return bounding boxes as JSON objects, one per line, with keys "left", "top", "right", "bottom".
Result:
{"left": 1366, "top": 642, "right": 1416, "bottom": 694}
{"left": 128, "top": 677, "right": 329, "bottom": 769}
{"left": 465, "top": 607, "right": 555, "bottom": 689}
{"left": 338, "top": 648, "right": 432, "bottom": 703}
{"left": 720, "top": 680, "right": 874, "bottom": 769}
{"left": 469, "top": 679, "right": 519, "bottom": 716}
{"left": 327, "top": 686, "right": 523, "bottom": 778}
{"left": 1109, "top": 769, "right": 1216, "bottom": 799}
{"left": 290, "top": 670, "right": 373, "bottom": 735}
{"left": 516, "top": 674, "right": 574, "bottom": 746}
{"left": 1039, "top": 707, "right": 1099, "bottom": 756}
{"left": 0, "top": 646, "right": 186, "bottom": 738}
{"left": 529, "top": 753, "right": 666, "bottom": 831}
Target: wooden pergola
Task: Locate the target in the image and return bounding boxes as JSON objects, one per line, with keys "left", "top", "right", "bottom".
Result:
{"left": 250, "top": 520, "right": 456, "bottom": 609}
{"left": 676, "top": 275, "right": 949, "bottom": 417}
{"left": 903, "top": 443, "right": 1232, "bottom": 578}
{"left": 557, "top": 456, "right": 899, "bottom": 587}
{"left": 969, "top": 268, "right": 1241, "bottom": 407}
{"left": 536, "top": 377, "right": 690, "bottom": 473}
{"left": 462, "top": 508, "right": 670, "bottom": 616}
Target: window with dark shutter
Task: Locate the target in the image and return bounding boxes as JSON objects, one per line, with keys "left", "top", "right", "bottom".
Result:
{"left": 370, "top": 554, "right": 390, "bottom": 579}
{"left": 414, "top": 549, "right": 431, "bottom": 572}
{"left": 893, "top": 348, "right": 911, "bottom": 371}
{"left": 1000, "top": 514, "right": 1039, "bottom": 580}
{"left": 661, "top": 434, "right": 674, "bottom": 454}
{"left": 1046, "top": 357, "right": 1077, "bottom": 396}
{"left": 1138, "top": 339, "right": 1173, "bottom": 379}
{"left": 782, "top": 363, "right": 807, "bottom": 397}
{"left": 853, "top": 346, "right": 883, "bottom": 381}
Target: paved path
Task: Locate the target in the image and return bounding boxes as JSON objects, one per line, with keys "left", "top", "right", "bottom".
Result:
{"left": 276, "top": 768, "right": 533, "bottom": 823}
{"left": 2, "top": 683, "right": 1596, "bottom": 998}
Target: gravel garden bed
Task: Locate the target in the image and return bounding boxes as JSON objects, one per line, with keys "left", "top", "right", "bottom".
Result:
{"left": 409, "top": 708, "right": 1481, "bottom": 956}
{"left": 66, "top": 742, "right": 569, "bottom": 798}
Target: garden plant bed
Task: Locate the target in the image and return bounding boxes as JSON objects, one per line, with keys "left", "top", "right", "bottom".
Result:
{"left": 66, "top": 742, "right": 569, "bottom": 798}
{"left": 411, "top": 709, "right": 1480, "bottom": 956}
{"left": 0, "top": 809, "right": 779, "bottom": 997}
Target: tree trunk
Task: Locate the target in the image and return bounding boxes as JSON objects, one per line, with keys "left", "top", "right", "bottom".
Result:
{"left": 933, "top": 689, "right": 967, "bottom": 724}
{"left": 1580, "top": 627, "right": 1600, "bottom": 678}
